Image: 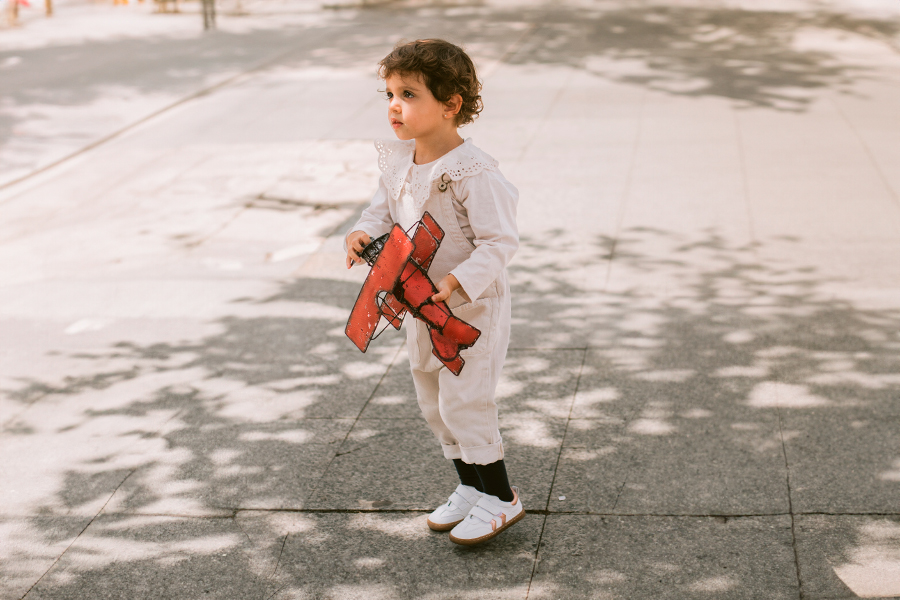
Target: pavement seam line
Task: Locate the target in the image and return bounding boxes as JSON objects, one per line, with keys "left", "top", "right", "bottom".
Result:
{"left": 480, "top": 22, "right": 538, "bottom": 79}
{"left": 19, "top": 468, "right": 137, "bottom": 600}
{"left": 611, "top": 471, "right": 628, "bottom": 513}
{"left": 0, "top": 25, "right": 341, "bottom": 196}
{"left": 514, "top": 61, "right": 569, "bottom": 164}
{"left": 270, "top": 534, "right": 288, "bottom": 579}
{"left": 542, "top": 347, "right": 588, "bottom": 513}
{"left": 828, "top": 96, "right": 900, "bottom": 211}
{"left": 611, "top": 372, "right": 646, "bottom": 513}
{"left": 265, "top": 584, "right": 287, "bottom": 600}
{"left": 603, "top": 88, "right": 648, "bottom": 292}
{"left": 302, "top": 343, "right": 404, "bottom": 506}
{"left": 775, "top": 404, "right": 804, "bottom": 600}
{"left": 258, "top": 532, "right": 290, "bottom": 600}
{"left": 186, "top": 203, "right": 251, "bottom": 249}
{"left": 732, "top": 105, "right": 758, "bottom": 247}
{"left": 525, "top": 347, "right": 588, "bottom": 600}
{"left": 524, "top": 513, "right": 549, "bottom": 600}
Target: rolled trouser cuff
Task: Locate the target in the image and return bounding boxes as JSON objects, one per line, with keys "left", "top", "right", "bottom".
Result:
{"left": 459, "top": 441, "right": 504, "bottom": 465}
{"left": 441, "top": 443, "right": 463, "bottom": 460}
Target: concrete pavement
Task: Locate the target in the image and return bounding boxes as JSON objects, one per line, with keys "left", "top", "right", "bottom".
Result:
{"left": 2, "top": 0, "right": 900, "bottom": 598}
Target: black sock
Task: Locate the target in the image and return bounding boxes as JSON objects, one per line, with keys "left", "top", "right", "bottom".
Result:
{"left": 453, "top": 459, "right": 483, "bottom": 492}
{"left": 474, "top": 460, "right": 514, "bottom": 502}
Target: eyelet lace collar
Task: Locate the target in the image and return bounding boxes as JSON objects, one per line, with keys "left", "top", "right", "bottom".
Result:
{"left": 375, "top": 138, "right": 499, "bottom": 203}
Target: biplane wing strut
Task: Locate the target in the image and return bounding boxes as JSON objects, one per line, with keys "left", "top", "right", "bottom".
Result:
{"left": 345, "top": 212, "right": 481, "bottom": 376}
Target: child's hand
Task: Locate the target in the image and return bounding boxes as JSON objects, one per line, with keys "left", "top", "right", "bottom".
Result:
{"left": 346, "top": 230, "right": 371, "bottom": 269}
{"left": 431, "top": 274, "right": 461, "bottom": 303}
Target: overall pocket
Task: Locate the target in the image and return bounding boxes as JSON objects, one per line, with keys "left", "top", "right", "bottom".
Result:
{"left": 450, "top": 296, "right": 498, "bottom": 358}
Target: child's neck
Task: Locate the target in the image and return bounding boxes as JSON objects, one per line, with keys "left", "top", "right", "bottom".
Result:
{"left": 413, "top": 130, "right": 465, "bottom": 165}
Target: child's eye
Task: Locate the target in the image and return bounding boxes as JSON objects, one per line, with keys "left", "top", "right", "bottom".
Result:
{"left": 403, "top": 91, "right": 414, "bottom": 98}
{"left": 384, "top": 91, "right": 393, "bottom": 100}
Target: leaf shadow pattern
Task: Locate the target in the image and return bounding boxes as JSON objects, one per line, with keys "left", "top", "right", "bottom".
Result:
{"left": 3, "top": 227, "right": 900, "bottom": 598}
{"left": 3, "top": 3, "right": 898, "bottom": 181}
{"left": 502, "top": 6, "right": 900, "bottom": 112}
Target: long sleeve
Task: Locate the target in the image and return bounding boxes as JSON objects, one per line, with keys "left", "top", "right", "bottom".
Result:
{"left": 344, "top": 176, "right": 394, "bottom": 251}
{"left": 449, "top": 170, "right": 519, "bottom": 301}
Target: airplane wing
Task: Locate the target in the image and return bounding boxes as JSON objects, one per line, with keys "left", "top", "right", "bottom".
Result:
{"left": 409, "top": 212, "right": 444, "bottom": 269}
{"left": 345, "top": 225, "right": 414, "bottom": 352}
{"left": 372, "top": 212, "right": 446, "bottom": 332}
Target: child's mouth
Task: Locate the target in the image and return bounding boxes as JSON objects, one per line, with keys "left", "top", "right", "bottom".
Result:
{"left": 391, "top": 119, "right": 403, "bottom": 128}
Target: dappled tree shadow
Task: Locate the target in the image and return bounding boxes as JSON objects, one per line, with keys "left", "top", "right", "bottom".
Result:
{"left": 505, "top": 7, "right": 900, "bottom": 111}
{"left": 3, "top": 2, "right": 900, "bottom": 595}
{"left": 3, "top": 2, "right": 899, "bottom": 182}
{"left": 4, "top": 226, "right": 900, "bottom": 598}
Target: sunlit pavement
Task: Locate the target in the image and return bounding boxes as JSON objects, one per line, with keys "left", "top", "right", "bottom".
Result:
{"left": 2, "top": 0, "right": 900, "bottom": 598}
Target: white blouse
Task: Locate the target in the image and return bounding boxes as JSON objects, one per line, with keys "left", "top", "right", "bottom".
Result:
{"left": 351, "top": 138, "right": 519, "bottom": 302}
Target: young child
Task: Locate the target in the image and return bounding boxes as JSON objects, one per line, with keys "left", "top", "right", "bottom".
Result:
{"left": 345, "top": 39, "right": 522, "bottom": 546}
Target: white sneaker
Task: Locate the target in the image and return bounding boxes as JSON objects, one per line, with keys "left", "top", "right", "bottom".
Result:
{"left": 427, "top": 484, "right": 484, "bottom": 531}
{"left": 449, "top": 487, "right": 525, "bottom": 545}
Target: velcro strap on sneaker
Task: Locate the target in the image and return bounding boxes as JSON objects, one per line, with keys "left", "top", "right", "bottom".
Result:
{"left": 467, "top": 505, "right": 497, "bottom": 524}
{"left": 448, "top": 491, "right": 470, "bottom": 508}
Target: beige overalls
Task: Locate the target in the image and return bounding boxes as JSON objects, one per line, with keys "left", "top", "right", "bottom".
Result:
{"left": 350, "top": 138, "right": 519, "bottom": 465}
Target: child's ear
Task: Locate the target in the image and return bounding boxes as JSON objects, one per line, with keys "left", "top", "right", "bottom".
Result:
{"left": 445, "top": 93, "right": 463, "bottom": 116}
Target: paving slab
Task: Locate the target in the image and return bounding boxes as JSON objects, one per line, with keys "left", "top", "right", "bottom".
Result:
{"left": 529, "top": 515, "right": 798, "bottom": 600}
{"left": 546, "top": 421, "right": 629, "bottom": 515}
{"left": 104, "top": 419, "right": 354, "bottom": 514}
{"left": 196, "top": 344, "right": 404, "bottom": 421}
{"left": 305, "top": 418, "right": 455, "bottom": 511}
{"left": 556, "top": 345, "right": 796, "bottom": 515}
{"left": 508, "top": 246, "right": 615, "bottom": 350}
{"left": 1, "top": 380, "right": 182, "bottom": 518}
{"left": 257, "top": 512, "right": 541, "bottom": 600}
{"left": 498, "top": 416, "right": 567, "bottom": 510}
{"left": 738, "top": 99, "right": 900, "bottom": 243}
{"left": 796, "top": 514, "right": 900, "bottom": 599}
{"left": 23, "top": 514, "right": 274, "bottom": 600}
{"left": 357, "top": 350, "right": 420, "bottom": 420}
{"left": 0, "top": 515, "right": 95, "bottom": 600}
{"left": 781, "top": 409, "right": 900, "bottom": 514}
{"left": 552, "top": 407, "right": 788, "bottom": 515}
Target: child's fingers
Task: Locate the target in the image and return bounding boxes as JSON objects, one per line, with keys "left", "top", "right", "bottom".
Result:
{"left": 345, "top": 232, "right": 375, "bottom": 269}
{"left": 350, "top": 234, "right": 370, "bottom": 249}
{"left": 346, "top": 245, "right": 363, "bottom": 268}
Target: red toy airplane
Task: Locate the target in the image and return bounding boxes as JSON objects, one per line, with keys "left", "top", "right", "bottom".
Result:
{"left": 345, "top": 213, "right": 481, "bottom": 375}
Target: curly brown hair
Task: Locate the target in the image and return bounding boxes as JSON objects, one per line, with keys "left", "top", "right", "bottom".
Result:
{"left": 378, "top": 39, "right": 483, "bottom": 127}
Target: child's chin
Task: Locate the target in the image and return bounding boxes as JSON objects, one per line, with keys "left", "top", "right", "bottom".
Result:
{"left": 393, "top": 130, "right": 414, "bottom": 141}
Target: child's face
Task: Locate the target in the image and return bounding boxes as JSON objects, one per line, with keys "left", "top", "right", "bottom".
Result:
{"left": 384, "top": 72, "right": 449, "bottom": 141}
